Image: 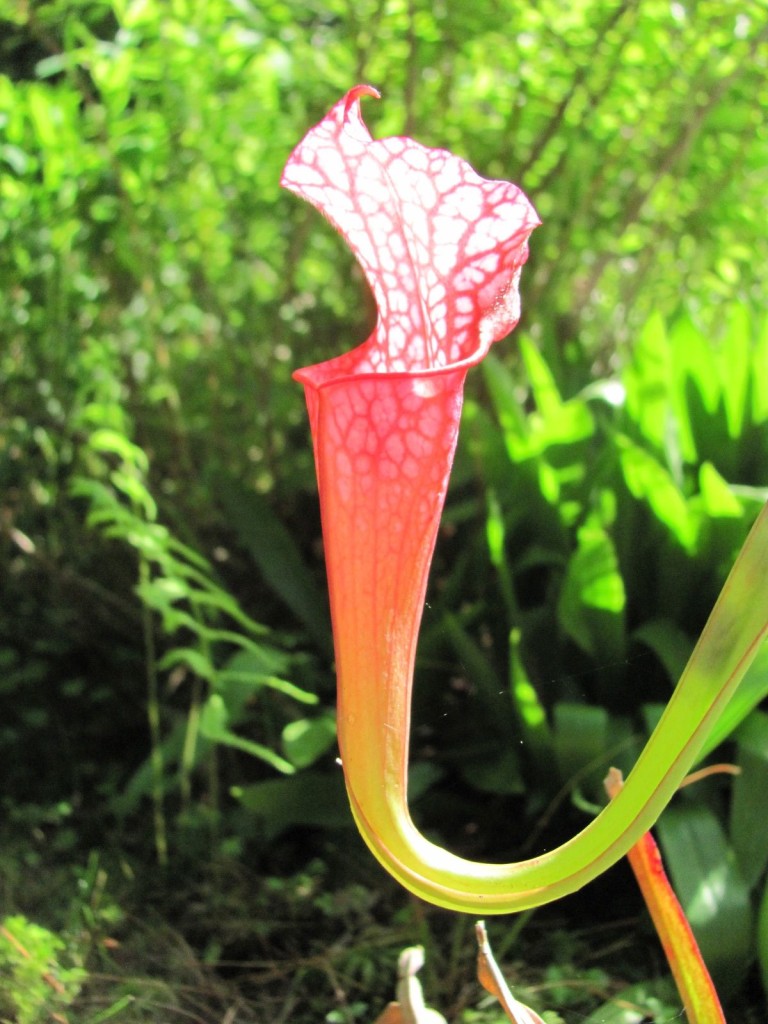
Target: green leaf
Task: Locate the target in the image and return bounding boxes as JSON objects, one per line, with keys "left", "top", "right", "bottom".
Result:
{"left": 697, "top": 462, "right": 743, "bottom": 519}
{"left": 482, "top": 352, "right": 528, "bottom": 447}
{"left": 508, "top": 627, "right": 553, "bottom": 763}
{"left": 87, "top": 428, "right": 150, "bottom": 472}
{"left": 757, "top": 871, "right": 768, "bottom": 1001}
{"left": 441, "top": 611, "right": 512, "bottom": 722}
{"left": 623, "top": 310, "right": 673, "bottom": 453}
{"left": 752, "top": 315, "right": 768, "bottom": 423}
{"left": 200, "top": 694, "right": 294, "bottom": 774}
{"left": 108, "top": 468, "right": 157, "bottom": 519}
{"left": 483, "top": 345, "right": 593, "bottom": 461}
{"left": 529, "top": 400, "right": 595, "bottom": 457}
{"left": 632, "top": 620, "right": 693, "bottom": 689}
{"left": 729, "top": 710, "right": 768, "bottom": 888}
{"left": 557, "top": 522, "right": 625, "bottom": 660}
{"left": 670, "top": 314, "right": 721, "bottom": 464}
{"left": 460, "top": 744, "right": 524, "bottom": 796}
{"left": 139, "top": 576, "right": 194, "bottom": 610}
{"left": 214, "top": 474, "right": 332, "bottom": 654}
{"left": 157, "top": 647, "right": 216, "bottom": 683}
{"left": 720, "top": 302, "right": 751, "bottom": 441}
{"left": 282, "top": 713, "right": 337, "bottom": 768}
{"left": 520, "top": 336, "right": 564, "bottom": 420}
{"left": 581, "top": 980, "right": 679, "bottom": 1023}
{"left": 233, "top": 771, "right": 350, "bottom": 840}
{"left": 408, "top": 762, "right": 444, "bottom": 802}
{"left": 617, "top": 436, "right": 697, "bottom": 552}
{"left": 656, "top": 803, "right": 752, "bottom": 993}
{"left": 218, "top": 642, "right": 290, "bottom": 681}
{"left": 552, "top": 702, "right": 609, "bottom": 788}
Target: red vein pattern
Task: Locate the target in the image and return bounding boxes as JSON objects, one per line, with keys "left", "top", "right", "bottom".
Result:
{"left": 282, "top": 87, "right": 539, "bottom": 880}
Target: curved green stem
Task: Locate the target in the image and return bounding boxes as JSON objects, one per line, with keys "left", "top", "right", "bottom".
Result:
{"left": 341, "top": 502, "right": 768, "bottom": 913}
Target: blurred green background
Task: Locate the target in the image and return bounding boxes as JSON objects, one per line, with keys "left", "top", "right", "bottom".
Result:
{"left": 1, "top": 1, "right": 768, "bottom": 1021}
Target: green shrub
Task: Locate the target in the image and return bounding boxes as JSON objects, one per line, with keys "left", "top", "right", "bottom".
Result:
{"left": 0, "top": 915, "right": 86, "bottom": 1024}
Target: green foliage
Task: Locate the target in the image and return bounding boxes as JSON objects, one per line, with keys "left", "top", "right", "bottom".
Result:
{"left": 411, "top": 303, "right": 766, "bottom": 853}
{"left": 407, "top": 303, "right": 768, "bottom": 999}
{"left": 0, "top": 915, "right": 86, "bottom": 1024}
{"left": 1, "top": 0, "right": 768, "bottom": 1015}
{"left": 1, "top": 0, "right": 766, "bottom": 523}
{"left": 69, "top": 339, "right": 322, "bottom": 858}
{"left": 579, "top": 981, "right": 680, "bottom": 1024}
{"left": 464, "top": 300, "right": 765, "bottom": 764}
{"left": 730, "top": 710, "right": 768, "bottom": 1002}
{"left": 656, "top": 800, "right": 752, "bottom": 995}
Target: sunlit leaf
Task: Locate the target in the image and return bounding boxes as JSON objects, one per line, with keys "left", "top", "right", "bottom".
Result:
{"left": 617, "top": 436, "right": 697, "bottom": 552}
{"left": 656, "top": 803, "right": 752, "bottom": 993}
{"left": 557, "top": 521, "right": 625, "bottom": 660}
{"left": 200, "top": 694, "right": 295, "bottom": 774}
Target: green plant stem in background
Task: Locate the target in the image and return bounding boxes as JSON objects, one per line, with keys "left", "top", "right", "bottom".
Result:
{"left": 139, "top": 553, "right": 168, "bottom": 868}
{"left": 179, "top": 672, "right": 203, "bottom": 815}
